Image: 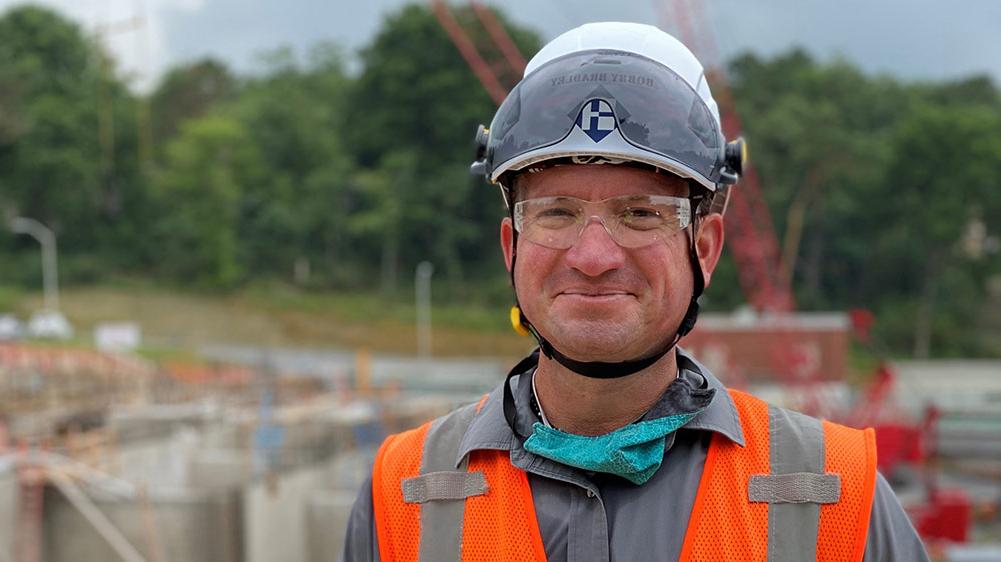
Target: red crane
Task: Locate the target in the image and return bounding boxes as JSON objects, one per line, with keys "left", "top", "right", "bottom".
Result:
{"left": 428, "top": 0, "right": 523, "bottom": 105}
{"left": 658, "top": 0, "right": 794, "bottom": 313}
{"left": 656, "top": 0, "right": 971, "bottom": 544}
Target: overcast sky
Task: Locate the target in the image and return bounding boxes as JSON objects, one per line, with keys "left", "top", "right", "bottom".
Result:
{"left": 3, "top": 0, "right": 1000, "bottom": 92}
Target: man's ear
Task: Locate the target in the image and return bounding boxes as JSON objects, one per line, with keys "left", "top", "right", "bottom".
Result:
{"left": 500, "top": 217, "right": 515, "bottom": 272}
{"left": 695, "top": 213, "right": 724, "bottom": 287}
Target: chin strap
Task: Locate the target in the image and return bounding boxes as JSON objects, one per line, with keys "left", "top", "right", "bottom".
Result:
{"left": 507, "top": 192, "right": 706, "bottom": 380}
{"left": 513, "top": 303, "right": 690, "bottom": 378}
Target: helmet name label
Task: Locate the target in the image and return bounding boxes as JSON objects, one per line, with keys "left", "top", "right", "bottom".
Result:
{"left": 550, "top": 72, "right": 656, "bottom": 88}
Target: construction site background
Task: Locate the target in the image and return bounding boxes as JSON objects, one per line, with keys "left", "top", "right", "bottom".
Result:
{"left": 2, "top": 313, "right": 1000, "bottom": 561}
{"left": 1, "top": 1, "right": 1000, "bottom": 561}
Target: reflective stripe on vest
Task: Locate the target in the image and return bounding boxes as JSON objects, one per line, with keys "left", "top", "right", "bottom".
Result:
{"left": 757, "top": 406, "right": 840, "bottom": 561}
{"left": 373, "top": 389, "right": 877, "bottom": 562}
{"left": 412, "top": 402, "right": 482, "bottom": 560}
{"left": 372, "top": 398, "right": 546, "bottom": 561}
{"left": 679, "top": 390, "right": 877, "bottom": 562}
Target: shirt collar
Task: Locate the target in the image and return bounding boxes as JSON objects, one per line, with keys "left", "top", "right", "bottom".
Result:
{"left": 676, "top": 349, "right": 745, "bottom": 447}
{"left": 455, "top": 381, "right": 515, "bottom": 467}
{"left": 455, "top": 347, "right": 745, "bottom": 467}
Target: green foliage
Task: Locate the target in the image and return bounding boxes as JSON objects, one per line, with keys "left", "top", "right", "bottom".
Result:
{"left": 0, "top": 4, "right": 150, "bottom": 276}
{"left": 347, "top": 4, "right": 532, "bottom": 168}
{"left": 225, "top": 44, "right": 360, "bottom": 285}
{"left": 0, "top": 285, "right": 23, "bottom": 311}
{"left": 0, "top": 6, "right": 102, "bottom": 234}
{"left": 869, "top": 103, "right": 1001, "bottom": 356}
{"left": 728, "top": 51, "right": 1001, "bottom": 356}
{"left": 343, "top": 4, "right": 540, "bottom": 295}
{"left": 153, "top": 115, "right": 260, "bottom": 287}
{"left": 151, "top": 58, "right": 237, "bottom": 147}
{"left": 0, "top": 2, "right": 998, "bottom": 357}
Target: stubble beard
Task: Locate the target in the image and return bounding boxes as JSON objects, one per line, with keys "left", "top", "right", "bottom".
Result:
{"left": 535, "top": 308, "right": 648, "bottom": 362}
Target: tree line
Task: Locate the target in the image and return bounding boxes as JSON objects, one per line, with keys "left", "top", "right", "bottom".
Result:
{"left": 0, "top": 4, "right": 998, "bottom": 357}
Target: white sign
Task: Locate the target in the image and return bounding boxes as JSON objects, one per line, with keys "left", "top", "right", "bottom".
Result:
{"left": 94, "top": 322, "right": 141, "bottom": 352}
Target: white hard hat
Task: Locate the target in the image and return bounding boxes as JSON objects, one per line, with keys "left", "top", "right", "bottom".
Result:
{"left": 472, "top": 22, "right": 741, "bottom": 192}
{"left": 525, "top": 22, "right": 720, "bottom": 125}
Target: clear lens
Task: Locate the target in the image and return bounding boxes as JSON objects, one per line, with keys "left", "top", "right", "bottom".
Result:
{"left": 513, "top": 194, "right": 691, "bottom": 249}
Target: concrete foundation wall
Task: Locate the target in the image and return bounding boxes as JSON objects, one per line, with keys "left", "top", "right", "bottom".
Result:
{"left": 244, "top": 450, "right": 371, "bottom": 562}
{"left": 306, "top": 490, "right": 357, "bottom": 562}
{"left": 19, "top": 402, "right": 413, "bottom": 562}
{"left": 31, "top": 447, "right": 371, "bottom": 562}
{"left": 245, "top": 465, "right": 323, "bottom": 562}
{"left": 43, "top": 487, "right": 243, "bottom": 562}
{"left": 0, "top": 462, "right": 16, "bottom": 562}
{"left": 115, "top": 428, "right": 202, "bottom": 487}
{"left": 190, "top": 451, "right": 254, "bottom": 489}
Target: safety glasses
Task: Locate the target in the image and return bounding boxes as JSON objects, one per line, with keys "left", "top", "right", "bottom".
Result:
{"left": 513, "top": 194, "right": 691, "bottom": 249}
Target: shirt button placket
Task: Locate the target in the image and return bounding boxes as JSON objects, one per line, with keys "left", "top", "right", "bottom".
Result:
{"left": 571, "top": 487, "right": 609, "bottom": 562}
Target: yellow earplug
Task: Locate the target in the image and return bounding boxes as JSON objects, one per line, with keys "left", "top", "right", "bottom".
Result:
{"left": 510, "top": 306, "right": 531, "bottom": 337}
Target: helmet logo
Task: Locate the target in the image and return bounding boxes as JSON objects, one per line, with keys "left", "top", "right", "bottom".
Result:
{"left": 576, "top": 99, "right": 617, "bottom": 142}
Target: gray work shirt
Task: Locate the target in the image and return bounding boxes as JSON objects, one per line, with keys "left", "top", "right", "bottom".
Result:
{"left": 343, "top": 351, "right": 929, "bottom": 562}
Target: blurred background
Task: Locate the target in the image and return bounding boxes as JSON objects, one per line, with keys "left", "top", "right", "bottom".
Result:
{"left": 0, "top": 0, "right": 999, "bottom": 560}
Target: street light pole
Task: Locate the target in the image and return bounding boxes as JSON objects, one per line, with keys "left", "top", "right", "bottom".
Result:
{"left": 415, "top": 261, "right": 434, "bottom": 362}
{"left": 10, "top": 217, "right": 59, "bottom": 311}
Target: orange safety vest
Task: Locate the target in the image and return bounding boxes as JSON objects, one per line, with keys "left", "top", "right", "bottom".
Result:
{"left": 372, "top": 389, "right": 877, "bottom": 561}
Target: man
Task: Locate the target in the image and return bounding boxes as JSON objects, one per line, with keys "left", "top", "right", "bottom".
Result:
{"left": 344, "top": 22, "right": 928, "bottom": 561}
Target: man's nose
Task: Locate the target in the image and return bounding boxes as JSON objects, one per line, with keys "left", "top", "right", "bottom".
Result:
{"left": 564, "top": 216, "right": 626, "bottom": 276}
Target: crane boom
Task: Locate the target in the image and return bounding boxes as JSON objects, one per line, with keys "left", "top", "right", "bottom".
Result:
{"left": 428, "top": 0, "right": 509, "bottom": 105}
{"left": 469, "top": 1, "right": 527, "bottom": 76}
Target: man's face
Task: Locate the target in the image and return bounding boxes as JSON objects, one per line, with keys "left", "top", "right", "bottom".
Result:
{"left": 500, "top": 164, "right": 723, "bottom": 362}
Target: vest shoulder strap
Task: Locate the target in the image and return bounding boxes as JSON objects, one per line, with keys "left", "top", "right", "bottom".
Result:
{"left": 372, "top": 398, "right": 546, "bottom": 562}
{"left": 680, "top": 389, "right": 877, "bottom": 562}
{"left": 372, "top": 420, "right": 429, "bottom": 562}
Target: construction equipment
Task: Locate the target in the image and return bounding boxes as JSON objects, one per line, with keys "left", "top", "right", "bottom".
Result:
{"left": 655, "top": 0, "right": 973, "bottom": 546}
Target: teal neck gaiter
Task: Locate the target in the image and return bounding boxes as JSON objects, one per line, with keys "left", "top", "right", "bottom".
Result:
{"left": 520, "top": 370, "right": 715, "bottom": 485}
{"left": 522, "top": 410, "right": 703, "bottom": 485}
